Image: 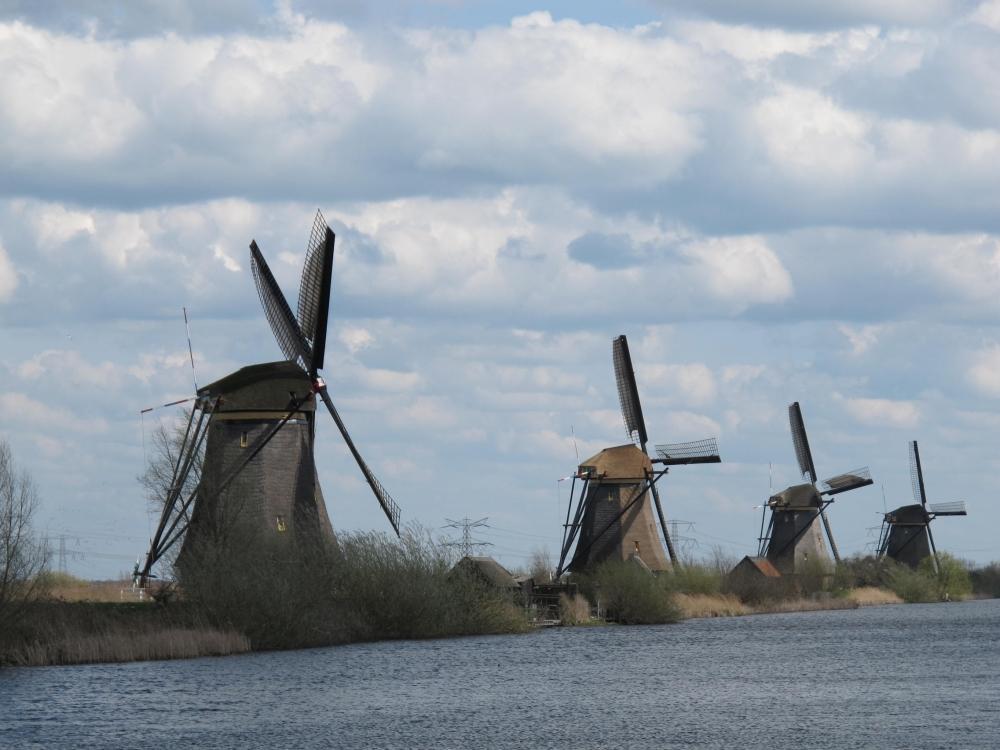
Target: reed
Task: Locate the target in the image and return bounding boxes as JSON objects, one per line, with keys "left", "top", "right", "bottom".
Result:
{"left": 0, "top": 602, "right": 249, "bottom": 667}
{"left": 558, "top": 593, "right": 592, "bottom": 625}
{"left": 674, "top": 593, "right": 749, "bottom": 618}
{"left": 845, "top": 586, "right": 902, "bottom": 607}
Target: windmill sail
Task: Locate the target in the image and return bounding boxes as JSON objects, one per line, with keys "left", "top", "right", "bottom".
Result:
{"left": 788, "top": 402, "right": 817, "bottom": 483}
{"left": 909, "top": 440, "right": 928, "bottom": 508}
{"left": 929, "top": 501, "right": 967, "bottom": 516}
{"left": 613, "top": 335, "right": 648, "bottom": 447}
{"left": 819, "top": 468, "right": 873, "bottom": 495}
{"left": 654, "top": 438, "right": 721, "bottom": 465}
{"left": 251, "top": 222, "right": 402, "bottom": 536}
{"left": 297, "top": 210, "right": 334, "bottom": 371}
{"left": 250, "top": 241, "right": 310, "bottom": 370}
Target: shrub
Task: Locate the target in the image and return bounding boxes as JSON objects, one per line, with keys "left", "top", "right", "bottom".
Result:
{"left": 579, "top": 561, "right": 680, "bottom": 625}
{"left": 887, "top": 563, "right": 938, "bottom": 603}
{"left": 970, "top": 563, "right": 1000, "bottom": 598}
{"left": 334, "top": 529, "right": 527, "bottom": 640}
{"left": 919, "top": 552, "right": 972, "bottom": 600}
{"left": 178, "top": 526, "right": 528, "bottom": 649}
{"left": 662, "top": 564, "right": 723, "bottom": 595}
{"left": 833, "top": 555, "right": 888, "bottom": 591}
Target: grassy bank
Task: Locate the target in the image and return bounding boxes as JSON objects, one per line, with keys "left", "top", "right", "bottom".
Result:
{"left": 3, "top": 548, "right": 990, "bottom": 667}
{"left": 668, "top": 587, "right": 900, "bottom": 620}
{"left": 1, "top": 530, "right": 528, "bottom": 668}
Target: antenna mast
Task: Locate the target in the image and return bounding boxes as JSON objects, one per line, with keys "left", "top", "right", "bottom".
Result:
{"left": 183, "top": 307, "right": 198, "bottom": 392}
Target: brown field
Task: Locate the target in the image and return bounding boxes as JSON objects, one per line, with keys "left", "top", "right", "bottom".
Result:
{"left": 44, "top": 575, "right": 147, "bottom": 603}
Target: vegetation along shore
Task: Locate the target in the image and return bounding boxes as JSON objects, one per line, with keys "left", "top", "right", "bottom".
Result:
{"left": 2, "top": 530, "right": 997, "bottom": 668}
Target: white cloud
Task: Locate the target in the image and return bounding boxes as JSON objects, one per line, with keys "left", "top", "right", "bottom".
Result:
{"left": 212, "top": 244, "right": 241, "bottom": 272}
{"left": 0, "top": 241, "right": 17, "bottom": 302}
{"left": 16, "top": 349, "right": 121, "bottom": 388}
{"left": 642, "top": 363, "right": 717, "bottom": 406}
{"left": 340, "top": 327, "right": 375, "bottom": 353}
{"left": 25, "top": 204, "right": 96, "bottom": 248}
{"left": 969, "top": 0, "right": 1000, "bottom": 30}
{"left": 841, "top": 395, "right": 920, "bottom": 428}
{"left": 0, "top": 392, "right": 108, "bottom": 433}
{"left": 838, "top": 324, "right": 886, "bottom": 355}
{"left": 363, "top": 367, "right": 422, "bottom": 392}
{"left": 754, "top": 86, "right": 873, "bottom": 179}
{"left": 682, "top": 236, "right": 793, "bottom": 306}
{"left": 967, "top": 344, "right": 1000, "bottom": 397}
{"left": 663, "top": 410, "right": 722, "bottom": 438}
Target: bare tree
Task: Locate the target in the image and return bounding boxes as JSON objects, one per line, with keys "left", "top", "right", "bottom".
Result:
{"left": 529, "top": 547, "right": 554, "bottom": 583}
{"left": 0, "top": 439, "right": 46, "bottom": 629}
{"left": 138, "top": 408, "right": 203, "bottom": 514}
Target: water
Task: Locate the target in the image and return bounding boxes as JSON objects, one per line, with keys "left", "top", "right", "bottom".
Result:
{"left": 2, "top": 599, "right": 999, "bottom": 749}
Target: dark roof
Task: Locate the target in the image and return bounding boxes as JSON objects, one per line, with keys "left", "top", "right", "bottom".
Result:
{"left": 453, "top": 556, "right": 520, "bottom": 589}
{"left": 732, "top": 556, "right": 781, "bottom": 578}
{"left": 197, "top": 360, "right": 315, "bottom": 413}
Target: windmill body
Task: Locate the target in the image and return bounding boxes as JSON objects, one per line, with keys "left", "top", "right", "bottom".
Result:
{"left": 877, "top": 441, "right": 967, "bottom": 571}
{"left": 763, "top": 483, "right": 834, "bottom": 575}
{"left": 567, "top": 445, "right": 669, "bottom": 573}
{"left": 758, "top": 402, "right": 872, "bottom": 576}
{"left": 178, "top": 361, "right": 334, "bottom": 568}
{"left": 879, "top": 504, "right": 932, "bottom": 568}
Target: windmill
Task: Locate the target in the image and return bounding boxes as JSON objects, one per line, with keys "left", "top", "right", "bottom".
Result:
{"left": 757, "top": 401, "right": 873, "bottom": 574}
{"left": 876, "top": 440, "right": 967, "bottom": 572}
{"left": 140, "top": 211, "right": 401, "bottom": 584}
{"left": 555, "top": 335, "right": 721, "bottom": 577}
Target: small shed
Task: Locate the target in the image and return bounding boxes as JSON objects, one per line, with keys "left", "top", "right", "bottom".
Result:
{"left": 730, "top": 556, "right": 781, "bottom": 580}
{"left": 452, "top": 556, "right": 521, "bottom": 591}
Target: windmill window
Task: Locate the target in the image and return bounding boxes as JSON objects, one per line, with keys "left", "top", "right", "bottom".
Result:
{"left": 240, "top": 432, "right": 248, "bottom": 448}
{"left": 276, "top": 516, "right": 287, "bottom": 532}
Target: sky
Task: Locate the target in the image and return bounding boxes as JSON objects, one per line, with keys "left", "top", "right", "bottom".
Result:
{"left": 2, "top": 0, "right": 1000, "bottom": 578}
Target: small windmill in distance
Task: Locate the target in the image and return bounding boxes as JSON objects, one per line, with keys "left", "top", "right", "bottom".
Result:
{"left": 757, "top": 401, "right": 873, "bottom": 575}
{"left": 877, "top": 440, "right": 967, "bottom": 572}
{"left": 555, "top": 334, "right": 721, "bottom": 577}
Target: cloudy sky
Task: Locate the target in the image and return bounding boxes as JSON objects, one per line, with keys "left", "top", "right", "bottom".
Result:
{"left": 3, "top": 0, "right": 1000, "bottom": 578}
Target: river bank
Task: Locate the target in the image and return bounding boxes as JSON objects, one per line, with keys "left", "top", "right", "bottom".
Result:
{"left": 2, "top": 585, "right": 920, "bottom": 668}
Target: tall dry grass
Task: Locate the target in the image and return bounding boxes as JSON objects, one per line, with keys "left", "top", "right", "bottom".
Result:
{"left": 558, "top": 593, "right": 592, "bottom": 625}
{"left": 845, "top": 586, "right": 902, "bottom": 606}
{"left": 0, "top": 602, "right": 249, "bottom": 667}
{"left": 674, "top": 593, "right": 749, "bottom": 618}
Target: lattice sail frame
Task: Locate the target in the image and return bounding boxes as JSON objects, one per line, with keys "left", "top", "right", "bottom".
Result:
{"left": 250, "top": 217, "right": 403, "bottom": 537}
{"left": 909, "top": 440, "right": 928, "bottom": 507}
{"left": 654, "top": 438, "right": 721, "bottom": 465}
{"left": 250, "top": 241, "right": 311, "bottom": 371}
{"left": 612, "top": 335, "right": 648, "bottom": 447}
{"left": 819, "top": 467, "right": 873, "bottom": 495}
{"left": 788, "top": 402, "right": 818, "bottom": 483}
{"left": 928, "top": 501, "right": 967, "bottom": 516}
{"left": 297, "top": 210, "right": 330, "bottom": 350}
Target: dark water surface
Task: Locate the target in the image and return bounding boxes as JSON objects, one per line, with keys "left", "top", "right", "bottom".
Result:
{"left": 2, "top": 599, "right": 999, "bottom": 749}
